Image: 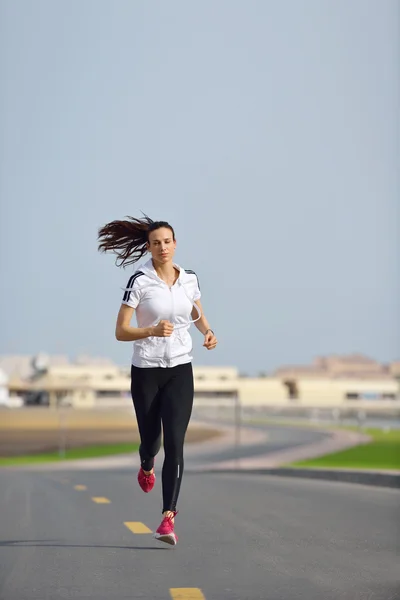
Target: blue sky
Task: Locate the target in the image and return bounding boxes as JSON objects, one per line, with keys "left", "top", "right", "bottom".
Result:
{"left": 0, "top": 0, "right": 398, "bottom": 375}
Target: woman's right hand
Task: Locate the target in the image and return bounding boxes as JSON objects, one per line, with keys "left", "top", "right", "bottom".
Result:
{"left": 151, "top": 320, "right": 174, "bottom": 337}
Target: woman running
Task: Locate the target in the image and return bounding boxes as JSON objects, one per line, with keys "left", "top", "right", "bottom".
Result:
{"left": 97, "top": 215, "right": 217, "bottom": 546}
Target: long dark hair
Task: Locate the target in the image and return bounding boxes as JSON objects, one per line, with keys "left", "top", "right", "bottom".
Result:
{"left": 97, "top": 214, "right": 175, "bottom": 267}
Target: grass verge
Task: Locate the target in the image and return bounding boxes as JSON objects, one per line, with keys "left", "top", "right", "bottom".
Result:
{"left": 289, "top": 428, "right": 400, "bottom": 470}
{"left": 0, "top": 443, "right": 140, "bottom": 466}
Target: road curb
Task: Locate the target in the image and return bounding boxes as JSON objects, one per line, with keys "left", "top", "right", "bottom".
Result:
{"left": 188, "top": 466, "right": 400, "bottom": 489}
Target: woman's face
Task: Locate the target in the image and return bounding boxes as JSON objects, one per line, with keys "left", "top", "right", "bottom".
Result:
{"left": 147, "top": 227, "right": 176, "bottom": 265}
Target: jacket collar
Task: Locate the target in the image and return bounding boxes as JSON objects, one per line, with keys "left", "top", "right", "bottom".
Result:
{"left": 140, "top": 258, "right": 186, "bottom": 283}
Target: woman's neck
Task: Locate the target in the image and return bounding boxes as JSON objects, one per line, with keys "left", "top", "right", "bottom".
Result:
{"left": 152, "top": 259, "right": 178, "bottom": 281}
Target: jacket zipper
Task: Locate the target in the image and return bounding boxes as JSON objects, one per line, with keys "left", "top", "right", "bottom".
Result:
{"left": 165, "top": 285, "right": 174, "bottom": 365}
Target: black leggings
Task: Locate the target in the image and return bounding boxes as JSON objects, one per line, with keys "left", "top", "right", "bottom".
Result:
{"left": 130, "top": 362, "right": 194, "bottom": 513}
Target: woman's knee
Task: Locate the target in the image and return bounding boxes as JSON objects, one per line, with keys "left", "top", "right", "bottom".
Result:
{"left": 163, "top": 436, "right": 185, "bottom": 461}
{"left": 142, "top": 433, "right": 162, "bottom": 456}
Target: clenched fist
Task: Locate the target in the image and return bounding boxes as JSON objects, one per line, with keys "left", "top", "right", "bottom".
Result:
{"left": 203, "top": 330, "right": 218, "bottom": 350}
{"left": 152, "top": 320, "right": 174, "bottom": 337}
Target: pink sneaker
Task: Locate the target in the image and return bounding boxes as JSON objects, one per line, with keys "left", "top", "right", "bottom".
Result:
{"left": 137, "top": 467, "right": 155, "bottom": 493}
{"left": 154, "top": 512, "right": 178, "bottom": 546}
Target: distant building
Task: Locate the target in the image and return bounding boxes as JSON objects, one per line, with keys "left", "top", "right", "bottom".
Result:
{"left": 274, "top": 353, "right": 390, "bottom": 379}
{"left": 313, "top": 354, "right": 389, "bottom": 377}
{"left": 0, "top": 368, "right": 9, "bottom": 406}
{"left": 389, "top": 362, "right": 400, "bottom": 379}
{"left": 2, "top": 352, "right": 399, "bottom": 409}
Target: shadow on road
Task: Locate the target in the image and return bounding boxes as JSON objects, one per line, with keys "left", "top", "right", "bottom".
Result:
{"left": 0, "top": 540, "right": 166, "bottom": 550}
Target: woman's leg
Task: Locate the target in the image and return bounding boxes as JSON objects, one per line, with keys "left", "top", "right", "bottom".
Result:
{"left": 130, "top": 365, "right": 162, "bottom": 472}
{"left": 159, "top": 363, "right": 194, "bottom": 513}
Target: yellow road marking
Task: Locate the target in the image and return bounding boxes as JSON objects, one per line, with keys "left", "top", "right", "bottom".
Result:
{"left": 170, "top": 589, "right": 205, "bottom": 600}
{"left": 124, "top": 521, "right": 152, "bottom": 534}
{"left": 91, "top": 497, "right": 110, "bottom": 504}
{"left": 74, "top": 485, "right": 87, "bottom": 491}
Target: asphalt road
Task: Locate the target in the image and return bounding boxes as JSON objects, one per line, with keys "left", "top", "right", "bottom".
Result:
{"left": 0, "top": 466, "right": 399, "bottom": 600}
{"left": 185, "top": 421, "right": 330, "bottom": 466}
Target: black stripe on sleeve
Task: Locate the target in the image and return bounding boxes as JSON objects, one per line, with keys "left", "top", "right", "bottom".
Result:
{"left": 185, "top": 269, "right": 200, "bottom": 290}
{"left": 122, "top": 271, "right": 144, "bottom": 302}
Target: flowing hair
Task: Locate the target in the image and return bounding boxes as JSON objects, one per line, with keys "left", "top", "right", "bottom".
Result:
{"left": 97, "top": 214, "right": 175, "bottom": 267}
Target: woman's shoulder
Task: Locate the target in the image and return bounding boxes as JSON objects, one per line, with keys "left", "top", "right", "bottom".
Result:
{"left": 181, "top": 267, "right": 200, "bottom": 289}
{"left": 124, "top": 268, "right": 147, "bottom": 289}
{"left": 181, "top": 266, "right": 199, "bottom": 280}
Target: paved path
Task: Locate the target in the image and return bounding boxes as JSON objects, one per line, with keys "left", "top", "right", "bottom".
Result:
{"left": 187, "top": 421, "right": 371, "bottom": 470}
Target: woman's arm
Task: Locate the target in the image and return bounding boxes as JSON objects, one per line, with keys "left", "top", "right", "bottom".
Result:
{"left": 115, "top": 305, "right": 153, "bottom": 341}
{"left": 115, "top": 304, "right": 173, "bottom": 341}
{"left": 191, "top": 300, "right": 218, "bottom": 350}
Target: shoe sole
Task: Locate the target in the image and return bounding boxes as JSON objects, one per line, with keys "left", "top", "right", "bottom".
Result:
{"left": 139, "top": 485, "right": 155, "bottom": 493}
{"left": 153, "top": 533, "right": 177, "bottom": 546}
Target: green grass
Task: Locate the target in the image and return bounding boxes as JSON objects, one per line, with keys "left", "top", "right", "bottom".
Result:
{"left": 290, "top": 428, "right": 400, "bottom": 470}
{"left": 0, "top": 442, "right": 140, "bottom": 466}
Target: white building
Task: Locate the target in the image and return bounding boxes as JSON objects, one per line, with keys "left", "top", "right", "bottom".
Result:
{"left": 3, "top": 353, "right": 399, "bottom": 410}
{"left": 0, "top": 368, "right": 9, "bottom": 406}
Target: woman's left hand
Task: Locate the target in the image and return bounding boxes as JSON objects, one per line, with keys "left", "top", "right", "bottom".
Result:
{"left": 203, "top": 330, "right": 218, "bottom": 350}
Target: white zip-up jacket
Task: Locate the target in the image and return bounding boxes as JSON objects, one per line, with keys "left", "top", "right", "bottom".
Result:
{"left": 121, "top": 258, "right": 202, "bottom": 368}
